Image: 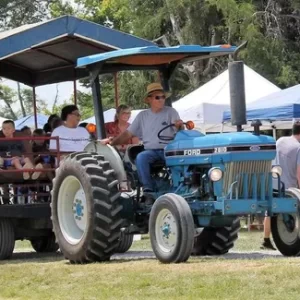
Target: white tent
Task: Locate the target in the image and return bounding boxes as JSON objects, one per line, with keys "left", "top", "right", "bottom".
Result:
{"left": 172, "top": 65, "right": 281, "bottom": 132}
{"left": 83, "top": 108, "right": 116, "bottom": 124}
{"left": 82, "top": 108, "right": 145, "bottom": 124}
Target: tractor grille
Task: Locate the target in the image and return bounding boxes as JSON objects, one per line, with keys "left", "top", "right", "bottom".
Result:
{"left": 223, "top": 161, "right": 272, "bottom": 199}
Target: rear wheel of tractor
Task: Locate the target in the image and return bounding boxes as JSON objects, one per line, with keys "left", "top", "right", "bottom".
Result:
{"left": 192, "top": 217, "right": 240, "bottom": 255}
{"left": 115, "top": 232, "right": 134, "bottom": 253}
{"left": 0, "top": 218, "right": 15, "bottom": 260}
{"left": 51, "top": 152, "right": 123, "bottom": 263}
{"left": 271, "top": 188, "right": 300, "bottom": 256}
{"left": 30, "top": 233, "right": 59, "bottom": 253}
{"left": 149, "top": 193, "right": 194, "bottom": 263}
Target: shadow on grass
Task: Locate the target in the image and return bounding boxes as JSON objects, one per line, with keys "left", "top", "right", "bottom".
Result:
{"left": 0, "top": 251, "right": 64, "bottom": 265}
{"left": 1, "top": 249, "right": 285, "bottom": 266}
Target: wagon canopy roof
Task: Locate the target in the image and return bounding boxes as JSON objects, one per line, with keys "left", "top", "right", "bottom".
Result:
{"left": 0, "top": 15, "right": 155, "bottom": 86}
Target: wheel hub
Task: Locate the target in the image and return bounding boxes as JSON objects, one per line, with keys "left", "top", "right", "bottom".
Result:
{"left": 162, "top": 223, "right": 171, "bottom": 238}
{"left": 155, "top": 209, "right": 178, "bottom": 253}
{"left": 57, "top": 175, "right": 88, "bottom": 245}
{"left": 277, "top": 213, "right": 300, "bottom": 245}
{"left": 73, "top": 189, "right": 86, "bottom": 231}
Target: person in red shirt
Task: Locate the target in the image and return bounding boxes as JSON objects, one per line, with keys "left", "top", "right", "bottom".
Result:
{"left": 105, "top": 105, "right": 139, "bottom": 152}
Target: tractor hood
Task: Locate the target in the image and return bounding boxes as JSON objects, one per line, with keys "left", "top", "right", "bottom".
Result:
{"left": 164, "top": 131, "right": 276, "bottom": 166}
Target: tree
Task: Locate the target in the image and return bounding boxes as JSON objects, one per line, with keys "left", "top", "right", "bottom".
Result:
{"left": 0, "top": 83, "right": 47, "bottom": 119}
{"left": 0, "top": 0, "right": 51, "bottom": 29}
{"left": 0, "top": 84, "right": 17, "bottom": 119}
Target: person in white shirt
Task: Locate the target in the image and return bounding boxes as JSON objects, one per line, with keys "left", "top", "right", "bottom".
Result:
{"left": 49, "top": 105, "right": 90, "bottom": 154}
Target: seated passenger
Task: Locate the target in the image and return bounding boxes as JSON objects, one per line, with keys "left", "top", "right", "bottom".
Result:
{"left": 20, "top": 126, "right": 32, "bottom": 136}
{"left": 51, "top": 116, "right": 63, "bottom": 131}
{"left": 43, "top": 114, "right": 59, "bottom": 134}
{"left": 31, "top": 128, "right": 55, "bottom": 188}
{"left": 32, "top": 129, "right": 55, "bottom": 166}
{"left": 105, "top": 105, "right": 139, "bottom": 153}
{"left": 0, "top": 120, "right": 42, "bottom": 180}
{"left": 102, "top": 83, "right": 183, "bottom": 204}
{"left": 49, "top": 105, "right": 90, "bottom": 157}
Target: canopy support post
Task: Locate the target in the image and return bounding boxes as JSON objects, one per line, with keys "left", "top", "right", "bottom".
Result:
{"left": 32, "top": 86, "right": 38, "bottom": 129}
{"left": 73, "top": 79, "right": 77, "bottom": 106}
{"left": 114, "top": 73, "right": 119, "bottom": 108}
{"left": 159, "top": 68, "right": 172, "bottom": 107}
{"left": 91, "top": 75, "right": 106, "bottom": 139}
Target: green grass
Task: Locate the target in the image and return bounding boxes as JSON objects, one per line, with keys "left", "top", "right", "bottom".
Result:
{"left": 1, "top": 230, "right": 297, "bottom": 300}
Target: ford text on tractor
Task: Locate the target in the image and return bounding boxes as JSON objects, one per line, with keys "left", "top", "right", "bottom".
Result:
{"left": 51, "top": 45, "right": 300, "bottom": 263}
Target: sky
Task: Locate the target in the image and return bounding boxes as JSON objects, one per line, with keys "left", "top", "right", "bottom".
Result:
{"left": 2, "top": 79, "right": 78, "bottom": 109}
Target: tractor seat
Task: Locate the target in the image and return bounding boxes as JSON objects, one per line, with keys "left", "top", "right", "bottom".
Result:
{"left": 124, "top": 144, "right": 166, "bottom": 172}
{"left": 150, "top": 161, "right": 166, "bottom": 173}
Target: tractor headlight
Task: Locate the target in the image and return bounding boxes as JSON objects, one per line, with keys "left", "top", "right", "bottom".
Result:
{"left": 271, "top": 165, "right": 282, "bottom": 178}
{"left": 208, "top": 167, "right": 223, "bottom": 182}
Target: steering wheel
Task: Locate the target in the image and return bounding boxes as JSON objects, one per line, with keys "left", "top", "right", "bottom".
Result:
{"left": 157, "top": 121, "right": 195, "bottom": 141}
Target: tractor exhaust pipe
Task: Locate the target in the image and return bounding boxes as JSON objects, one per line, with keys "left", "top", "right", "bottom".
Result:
{"left": 228, "top": 61, "right": 247, "bottom": 132}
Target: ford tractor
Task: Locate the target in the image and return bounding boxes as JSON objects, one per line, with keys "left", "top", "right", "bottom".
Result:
{"left": 50, "top": 45, "right": 300, "bottom": 263}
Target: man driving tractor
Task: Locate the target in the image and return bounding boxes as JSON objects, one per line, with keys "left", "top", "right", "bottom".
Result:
{"left": 103, "top": 82, "right": 183, "bottom": 204}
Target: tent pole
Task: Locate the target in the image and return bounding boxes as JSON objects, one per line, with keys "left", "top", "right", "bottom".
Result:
{"left": 73, "top": 79, "right": 77, "bottom": 106}
{"left": 114, "top": 73, "right": 119, "bottom": 108}
{"left": 221, "top": 123, "right": 224, "bottom": 134}
{"left": 33, "top": 86, "right": 38, "bottom": 129}
{"left": 272, "top": 128, "right": 277, "bottom": 139}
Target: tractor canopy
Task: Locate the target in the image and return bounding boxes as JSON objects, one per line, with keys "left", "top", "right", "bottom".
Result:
{"left": 76, "top": 44, "right": 237, "bottom": 74}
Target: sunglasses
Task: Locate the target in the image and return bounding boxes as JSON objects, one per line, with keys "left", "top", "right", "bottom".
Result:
{"left": 149, "top": 95, "right": 166, "bottom": 100}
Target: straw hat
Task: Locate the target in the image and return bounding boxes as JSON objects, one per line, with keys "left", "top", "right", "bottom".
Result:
{"left": 144, "top": 82, "right": 171, "bottom": 103}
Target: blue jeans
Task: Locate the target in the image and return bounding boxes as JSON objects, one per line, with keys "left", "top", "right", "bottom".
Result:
{"left": 136, "top": 149, "right": 165, "bottom": 191}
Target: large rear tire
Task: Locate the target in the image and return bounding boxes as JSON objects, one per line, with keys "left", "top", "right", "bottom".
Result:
{"left": 0, "top": 218, "right": 15, "bottom": 260}
{"left": 192, "top": 217, "right": 240, "bottom": 255}
{"left": 30, "top": 233, "right": 59, "bottom": 253}
{"left": 51, "top": 152, "right": 123, "bottom": 263}
{"left": 149, "top": 193, "right": 194, "bottom": 263}
{"left": 271, "top": 188, "right": 300, "bottom": 256}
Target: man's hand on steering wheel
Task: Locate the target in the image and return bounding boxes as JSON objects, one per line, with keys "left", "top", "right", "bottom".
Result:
{"left": 157, "top": 120, "right": 194, "bottom": 141}
{"left": 174, "top": 119, "right": 184, "bottom": 130}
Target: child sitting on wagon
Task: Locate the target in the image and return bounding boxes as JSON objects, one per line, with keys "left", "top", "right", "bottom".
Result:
{"left": 32, "top": 128, "right": 55, "bottom": 170}
{"left": 0, "top": 120, "right": 43, "bottom": 180}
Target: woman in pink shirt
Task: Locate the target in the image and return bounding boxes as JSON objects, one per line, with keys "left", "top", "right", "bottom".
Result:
{"left": 105, "top": 105, "right": 139, "bottom": 152}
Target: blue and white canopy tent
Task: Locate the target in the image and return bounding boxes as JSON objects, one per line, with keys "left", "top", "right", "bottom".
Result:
{"left": 14, "top": 114, "right": 48, "bottom": 130}
{"left": 222, "top": 84, "right": 300, "bottom": 133}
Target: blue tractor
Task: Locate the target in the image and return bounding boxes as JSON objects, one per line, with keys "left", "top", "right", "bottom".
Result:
{"left": 51, "top": 45, "right": 300, "bottom": 263}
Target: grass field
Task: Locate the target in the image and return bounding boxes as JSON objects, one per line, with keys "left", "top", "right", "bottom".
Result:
{"left": 1, "top": 230, "right": 300, "bottom": 300}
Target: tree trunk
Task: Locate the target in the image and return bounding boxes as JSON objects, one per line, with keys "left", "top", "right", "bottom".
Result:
{"left": 3, "top": 101, "right": 17, "bottom": 120}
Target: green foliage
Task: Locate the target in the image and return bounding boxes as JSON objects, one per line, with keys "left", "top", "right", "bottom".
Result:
{"left": 0, "top": 0, "right": 50, "bottom": 28}
{"left": 43, "top": 101, "right": 71, "bottom": 117}
{"left": 2, "top": 0, "right": 300, "bottom": 117}
{"left": 49, "top": 0, "right": 75, "bottom": 17}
